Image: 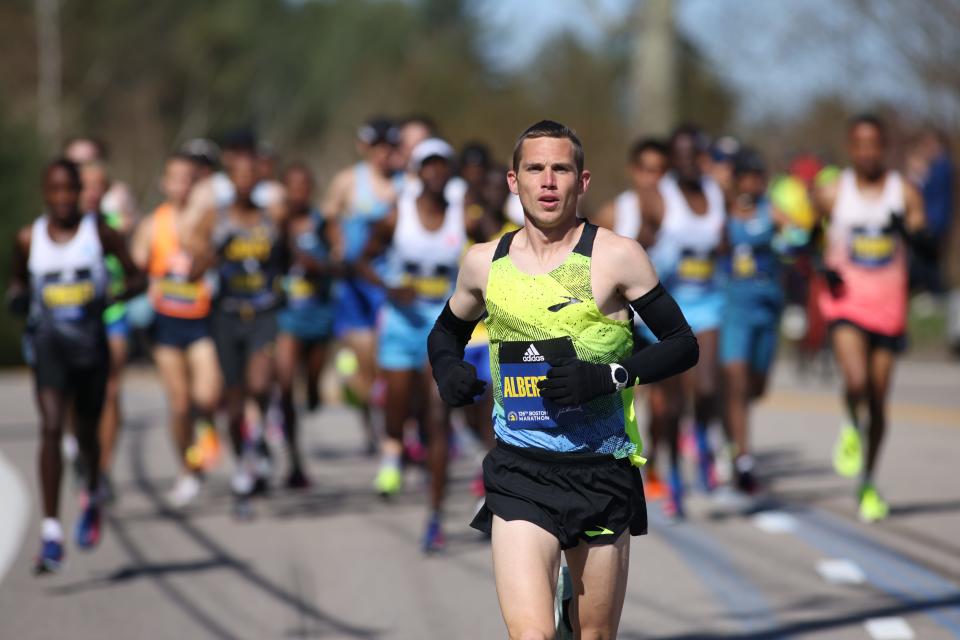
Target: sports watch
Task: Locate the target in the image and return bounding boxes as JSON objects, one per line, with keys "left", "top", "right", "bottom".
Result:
{"left": 610, "top": 363, "right": 628, "bottom": 391}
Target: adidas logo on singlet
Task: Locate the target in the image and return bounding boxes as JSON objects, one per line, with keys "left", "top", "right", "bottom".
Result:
{"left": 522, "top": 344, "right": 545, "bottom": 362}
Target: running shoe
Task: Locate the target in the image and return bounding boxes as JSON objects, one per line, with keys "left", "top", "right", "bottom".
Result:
{"left": 186, "top": 423, "right": 221, "bottom": 472}
{"left": 74, "top": 502, "right": 101, "bottom": 551}
{"left": 374, "top": 465, "right": 403, "bottom": 497}
{"left": 422, "top": 515, "right": 445, "bottom": 553}
{"left": 286, "top": 467, "right": 311, "bottom": 491}
{"left": 33, "top": 539, "right": 64, "bottom": 575}
{"left": 554, "top": 565, "right": 574, "bottom": 639}
{"left": 833, "top": 423, "right": 863, "bottom": 478}
{"left": 858, "top": 484, "right": 889, "bottom": 523}
{"left": 404, "top": 438, "right": 427, "bottom": 465}
{"left": 734, "top": 455, "right": 759, "bottom": 495}
{"left": 167, "top": 474, "right": 202, "bottom": 508}
{"left": 644, "top": 468, "right": 668, "bottom": 502}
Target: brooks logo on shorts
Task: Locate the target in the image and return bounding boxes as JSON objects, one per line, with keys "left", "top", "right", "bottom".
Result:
{"left": 522, "top": 344, "right": 545, "bottom": 362}
{"left": 585, "top": 526, "right": 614, "bottom": 537}
{"left": 547, "top": 296, "right": 582, "bottom": 312}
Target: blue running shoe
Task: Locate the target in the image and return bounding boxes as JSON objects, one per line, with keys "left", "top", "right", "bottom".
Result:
{"left": 33, "top": 539, "right": 64, "bottom": 575}
{"left": 74, "top": 503, "right": 101, "bottom": 551}
{"left": 422, "top": 515, "right": 445, "bottom": 553}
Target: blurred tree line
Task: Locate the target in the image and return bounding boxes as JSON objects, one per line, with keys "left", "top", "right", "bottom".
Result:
{"left": 0, "top": 0, "right": 733, "bottom": 364}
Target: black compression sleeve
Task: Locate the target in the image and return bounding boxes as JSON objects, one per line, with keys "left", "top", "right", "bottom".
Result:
{"left": 619, "top": 282, "right": 699, "bottom": 386}
{"left": 427, "top": 301, "right": 481, "bottom": 371}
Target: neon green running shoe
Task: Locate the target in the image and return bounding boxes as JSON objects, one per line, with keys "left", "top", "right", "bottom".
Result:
{"left": 858, "top": 484, "right": 889, "bottom": 523}
{"left": 833, "top": 424, "right": 863, "bottom": 478}
{"left": 374, "top": 465, "right": 402, "bottom": 497}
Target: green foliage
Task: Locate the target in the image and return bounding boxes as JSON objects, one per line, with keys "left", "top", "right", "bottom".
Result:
{"left": 0, "top": 106, "right": 42, "bottom": 365}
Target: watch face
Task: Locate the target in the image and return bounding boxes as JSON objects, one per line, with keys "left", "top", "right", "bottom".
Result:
{"left": 613, "top": 366, "right": 628, "bottom": 384}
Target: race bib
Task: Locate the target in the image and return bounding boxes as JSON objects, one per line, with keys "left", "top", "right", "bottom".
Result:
{"left": 41, "top": 271, "right": 96, "bottom": 322}
{"left": 402, "top": 273, "right": 451, "bottom": 301}
{"left": 156, "top": 277, "right": 204, "bottom": 303}
{"left": 732, "top": 244, "right": 757, "bottom": 279}
{"left": 677, "top": 250, "right": 715, "bottom": 285}
{"left": 499, "top": 337, "right": 581, "bottom": 430}
{"left": 850, "top": 226, "right": 895, "bottom": 267}
{"left": 285, "top": 275, "right": 316, "bottom": 309}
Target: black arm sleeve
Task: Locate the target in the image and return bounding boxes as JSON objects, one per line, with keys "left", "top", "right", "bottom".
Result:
{"left": 427, "top": 301, "right": 481, "bottom": 372}
{"left": 619, "top": 282, "right": 699, "bottom": 386}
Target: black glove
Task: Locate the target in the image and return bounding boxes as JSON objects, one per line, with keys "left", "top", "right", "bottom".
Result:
{"left": 436, "top": 359, "right": 486, "bottom": 407}
{"left": 888, "top": 210, "right": 906, "bottom": 235}
{"left": 5, "top": 289, "right": 29, "bottom": 317}
{"left": 537, "top": 357, "right": 613, "bottom": 407}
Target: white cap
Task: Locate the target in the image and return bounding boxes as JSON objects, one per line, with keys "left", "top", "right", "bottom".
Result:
{"left": 410, "top": 138, "right": 455, "bottom": 171}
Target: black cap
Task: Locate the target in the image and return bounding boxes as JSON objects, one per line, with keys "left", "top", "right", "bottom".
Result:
{"left": 358, "top": 118, "right": 400, "bottom": 146}
{"left": 733, "top": 147, "right": 766, "bottom": 176}
{"left": 222, "top": 129, "right": 257, "bottom": 153}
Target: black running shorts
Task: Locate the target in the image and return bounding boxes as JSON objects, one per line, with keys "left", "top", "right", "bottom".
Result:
{"left": 471, "top": 441, "right": 647, "bottom": 550}
{"left": 212, "top": 308, "right": 277, "bottom": 387}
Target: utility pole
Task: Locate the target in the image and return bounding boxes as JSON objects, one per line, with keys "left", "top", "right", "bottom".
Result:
{"left": 35, "top": 0, "right": 62, "bottom": 149}
{"left": 629, "top": 0, "right": 677, "bottom": 137}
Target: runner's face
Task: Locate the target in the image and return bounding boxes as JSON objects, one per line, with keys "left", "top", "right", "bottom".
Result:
{"left": 399, "top": 123, "right": 431, "bottom": 169}
{"left": 43, "top": 167, "right": 81, "bottom": 223}
{"left": 80, "top": 166, "right": 109, "bottom": 213}
{"left": 482, "top": 168, "right": 510, "bottom": 212}
{"left": 508, "top": 137, "right": 588, "bottom": 228}
{"left": 849, "top": 123, "right": 886, "bottom": 181}
{"left": 670, "top": 134, "right": 702, "bottom": 185}
{"left": 735, "top": 171, "right": 765, "bottom": 200}
{"left": 419, "top": 157, "right": 452, "bottom": 197}
{"left": 629, "top": 150, "right": 667, "bottom": 192}
{"left": 229, "top": 154, "right": 258, "bottom": 201}
{"left": 162, "top": 159, "right": 195, "bottom": 207}
{"left": 366, "top": 142, "right": 394, "bottom": 174}
{"left": 283, "top": 169, "right": 313, "bottom": 211}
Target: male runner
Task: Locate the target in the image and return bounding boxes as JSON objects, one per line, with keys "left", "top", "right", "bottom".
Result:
{"left": 323, "top": 118, "right": 402, "bottom": 453}
{"left": 357, "top": 138, "right": 470, "bottom": 550}
{"left": 815, "top": 114, "right": 931, "bottom": 522}
{"left": 8, "top": 159, "right": 145, "bottom": 573}
{"left": 130, "top": 153, "right": 222, "bottom": 507}
{"left": 638, "top": 124, "right": 726, "bottom": 518}
{"left": 593, "top": 138, "right": 670, "bottom": 500}
{"left": 65, "top": 137, "right": 139, "bottom": 228}
{"left": 720, "top": 148, "right": 786, "bottom": 495}
{"left": 276, "top": 163, "right": 341, "bottom": 489}
{"left": 428, "top": 121, "right": 697, "bottom": 637}
{"left": 211, "top": 152, "right": 286, "bottom": 512}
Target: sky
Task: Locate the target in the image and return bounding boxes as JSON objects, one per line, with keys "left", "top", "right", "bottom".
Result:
{"left": 470, "top": 0, "right": 949, "bottom": 123}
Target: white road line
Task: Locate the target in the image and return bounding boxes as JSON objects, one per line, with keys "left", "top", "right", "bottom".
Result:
{"left": 815, "top": 558, "right": 866, "bottom": 585}
{"left": 864, "top": 617, "right": 915, "bottom": 640}
{"left": 0, "top": 450, "right": 30, "bottom": 585}
{"left": 752, "top": 510, "right": 798, "bottom": 534}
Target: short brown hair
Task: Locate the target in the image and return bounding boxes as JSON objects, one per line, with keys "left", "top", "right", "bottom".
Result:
{"left": 512, "top": 120, "right": 584, "bottom": 176}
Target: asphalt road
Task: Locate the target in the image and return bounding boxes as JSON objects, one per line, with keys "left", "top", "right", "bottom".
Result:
{"left": 0, "top": 358, "right": 958, "bottom": 639}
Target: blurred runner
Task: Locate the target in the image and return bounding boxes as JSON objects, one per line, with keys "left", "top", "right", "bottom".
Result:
{"left": 429, "top": 121, "right": 696, "bottom": 637}
{"left": 212, "top": 151, "right": 286, "bottom": 516}
{"left": 130, "top": 153, "right": 222, "bottom": 507}
{"left": 639, "top": 124, "right": 726, "bottom": 518}
{"left": 276, "top": 163, "right": 341, "bottom": 489}
{"left": 7, "top": 159, "right": 144, "bottom": 574}
{"left": 592, "top": 138, "right": 668, "bottom": 238}
{"left": 79, "top": 160, "right": 133, "bottom": 503}
{"left": 64, "top": 136, "right": 139, "bottom": 228}
{"left": 323, "top": 118, "right": 402, "bottom": 454}
{"left": 593, "top": 138, "right": 670, "bottom": 499}
{"left": 720, "top": 148, "right": 785, "bottom": 495}
{"left": 815, "top": 114, "right": 932, "bottom": 522}
{"left": 357, "top": 139, "right": 468, "bottom": 552}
